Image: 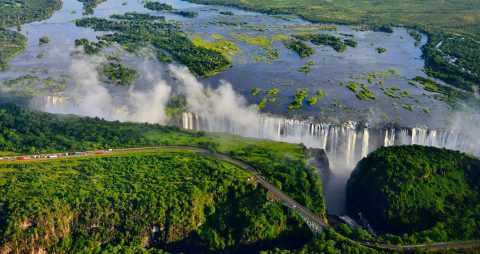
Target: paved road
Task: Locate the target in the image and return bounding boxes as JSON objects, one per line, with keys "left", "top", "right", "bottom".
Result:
{"left": 2, "top": 146, "right": 480, "bottom": 251}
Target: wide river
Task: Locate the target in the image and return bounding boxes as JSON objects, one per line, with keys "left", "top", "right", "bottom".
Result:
{"left": 0, "top": 0, "right": 457, "bottom": 129}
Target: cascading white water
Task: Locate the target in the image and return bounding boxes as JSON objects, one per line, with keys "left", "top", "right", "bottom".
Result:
{"left": 361, "top": 129, "right": 369, "bottom": 158}
{"left": 181, "top": 112, "right": 480, "bottom": 175}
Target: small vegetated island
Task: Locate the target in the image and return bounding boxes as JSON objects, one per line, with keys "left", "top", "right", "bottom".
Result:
{"left": 145, "top": 1, "right": 199, "bottom": 18}
{"left": 293, "top": 33, "right": 355, "bottom": 52}
{"left": 347, "top": 145, "right": 480, "bottom": 243}
{"left": 101, "top": 62, "right": 139, "bottom": 85}
{"left": 145, "top": 1, "right": 175, "bottom": 11}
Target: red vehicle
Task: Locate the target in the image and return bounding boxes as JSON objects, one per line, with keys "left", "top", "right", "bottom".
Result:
{"left": 95, "top": 151, "right": 105, "bottom": 155}
{"left": 17, "top": 156, "right": 25, "bottom": 160}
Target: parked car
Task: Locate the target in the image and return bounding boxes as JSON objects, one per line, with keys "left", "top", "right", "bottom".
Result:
{"left": 47, "top": 155, "right": 58, "bottom": 159}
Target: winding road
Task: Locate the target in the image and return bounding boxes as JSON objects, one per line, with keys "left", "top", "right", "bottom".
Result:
{"left": 3, "top": 146, "right": 480, "bottom": 251}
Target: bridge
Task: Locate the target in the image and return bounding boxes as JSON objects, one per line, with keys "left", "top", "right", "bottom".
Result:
{"left": 3, "top": 146, "right": 480, "bottom": 251}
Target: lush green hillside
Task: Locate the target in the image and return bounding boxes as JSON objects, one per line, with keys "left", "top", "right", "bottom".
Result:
{"left": 347, "top": 145, "right": 480, "bottom": 242}
{"left": 186, "top": 0, "right": 480, "bottom": 92}
{"left": 0, "top": 102, "right": 326, "bottom": 219}
{"left": 0, "top": 150, "right": 311, "bottom": 252}
{"left": 0, "top": 0, "right": 62, "bottom": 70}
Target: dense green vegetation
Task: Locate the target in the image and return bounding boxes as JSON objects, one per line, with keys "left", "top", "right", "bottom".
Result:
{"left": 74, "top": 38, "right": 109, "bottom": 55}
{"left": 412, "top": 76, "right": 474, "bottom": 109}
{"left": 100, "top": 62, "right": 139, "bottom": 85}
{"left": 347, "top": 145, "right": 480, "bottom": 242}
{"left": 0, "top": 0, "right": 62, "bottom": 27}
{"left": 261, "top": 229, "right": 387, "bottom": 254}
{"left": 184, "top": 0, "right": 480, "bottom": 44}
{"left": 288, "top": 88, "right": 309, "bottom": 110}
{"left": 0, "top": 103, "right": 334, "bottom": 251}
{"left": 298, "top": 61, "right": 314, "bottom": 73}
{"left": 0, "top": 0, "right": 62, "bottom": 71}
{"left": 75, "top": 13, "right": 231, "bottom": 76}
{"left": 250, "top": 88, "right": 261, "bottom": 96}
{"left": 282, "top": 39, "right": 314, "bottom": 58}
{"left": 422, "top": 33, "right": 480, "bottom": 92}
{"left": 144, "top": 1, "right": 174, "bottom": 11}
{"left": 78, "top": 0, "right": 106, "bottom": 15}
{"left": 307, "top": 89, "right": 327, "bottom": 106}
{"left": 0, "top": 29, "right": 26, "bottom": 71}
{"left": 356, "top": 84, "right": 376, "bottom": 101}
{"left": 343, "top": 39, "right": 357, "bottom": 48}
{"left": 347, "top": 81, "right": 358, "bottom": 93}
{"left": 172, "top": 10, "right": 199, "bottom": 18}
{"left": 293, "top": 34, "right": 352, "bottom": 52}
{"left": 185, "top": 0, "right": 480, "bottom": 93}
{"left": 0, "top": 150, "right": 312, "bottom": 252}
{"left": 376, "top": 47, "right": 387, "bottom": 54}
{"left": 38, "top": 36, "right": 49, "bottom": 45}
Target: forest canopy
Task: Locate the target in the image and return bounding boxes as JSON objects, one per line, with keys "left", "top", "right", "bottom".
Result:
{"left": 347, "top": 145, "right": 480, "bottom": 242}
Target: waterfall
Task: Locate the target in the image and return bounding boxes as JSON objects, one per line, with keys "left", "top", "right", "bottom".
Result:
{"left": 361, "top": 129, "right": 369, "bottom": 158}
{"left": 44, "top": 95, "right": 67, "bottom": 106}
{"left": 180, "top": 112, "right": 479, "bottom": 174}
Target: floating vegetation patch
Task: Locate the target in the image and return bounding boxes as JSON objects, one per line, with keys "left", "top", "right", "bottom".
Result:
{"left": 376, "top": 47, "right": 387, "bottom": 53}
{"left": 307, "top": 89, "right": 328, "bottom": 106}
{"left": 298, "top": 61, "right": 315, "bottom": 73}
{"left": 289, "top": 88, "right": 309, "bottom": 110}
{"left": 250, "top": 88, "right": 261, "bottom": 96}
{"left": 356, "top": 84, "right": 376, "bottom": 101}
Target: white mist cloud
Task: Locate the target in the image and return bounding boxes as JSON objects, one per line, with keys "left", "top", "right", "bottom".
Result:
{"left": 42, "top": 55, "right": 116, "bottom": 119}
{"left": 169, "top": 65, "right": 260, "bottom": 134}
{"left": 40, "top": 55, "right": 172, "bottom": 124}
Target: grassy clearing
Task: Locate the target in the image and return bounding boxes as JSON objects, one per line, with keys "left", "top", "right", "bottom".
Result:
{"left": 231, "top": 33, "right": 272, "bottom": 50}
{"left": 192, "top": 35, "right": 240, "bottom": 57}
